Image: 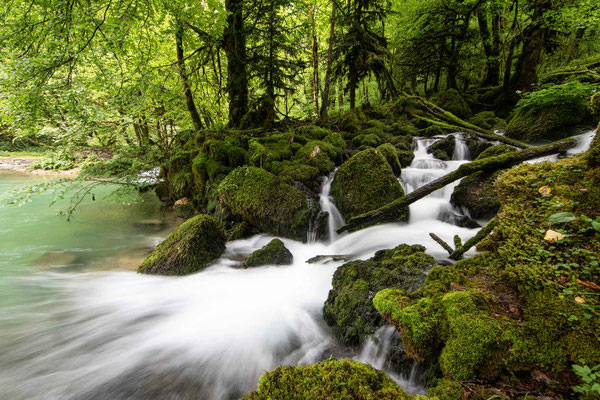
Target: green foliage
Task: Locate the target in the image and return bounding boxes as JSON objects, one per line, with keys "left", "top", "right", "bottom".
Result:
{"left": 516, "top": 82, "right": 596, "bottom": 111}
{"left": 573, "top": 362, "right": 600, "bottom": 396}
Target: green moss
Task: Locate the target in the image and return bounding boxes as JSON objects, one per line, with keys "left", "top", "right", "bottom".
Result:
{"left": 469, "top": 111, "right": 505, "bottom": 130}
{"left": 293, "top": 140, "right": 337, "bottom": 174}
{"left": 475, "top": 144, "right": 514, "bottom": 160}
{"left": 331, "top": 148, "right": 406, "bottom": 221}
{"left": 427, "top": 136, "right": 455, "bottom": 161}
{"left": 218, "top": 167, "right": 310, "bottom": 240}
{"left": 450, "top": 170, "right": 501, "bottom": 219}
{"left": 397, "top": 150, "right": 415, "bottom": 168}
{"left": 587, "top": 128, "right": 600, "bottom": 167}
{"left": 240, "top": 359, "right": 418, "bottom": 400}
{"left": 505, "top": 96, "right": 591, "bottom": 141}
{"left": 243, "top": 238, "right": 293, "bottom": 267}
{"left": 324, "top": 244, "right": 435, "bottom": 346}
{"left": 390, "top": 124, "right": 418, "bottom": 137}
{"left": 430, "top": 89, "right": 473, "bottom": 119}
{"left": 420, "top": 125, "right": 444, "bottom": 138}
{"left": 464, "top": 137, "right": 492, "bottom": 159}
{"left": 323, "top": 131, "right": 346, "bottom": 150}
{"left": 331, "top": 108, "right": 367, "bottom": 133}
{"left": 591, "top": 93, "right": 600, "bottom": 116}
{"left": 138, "top": 214, "right": 226, "bottom": 275}
{"left": 351, "top": 133, "right": 383, "bottom": 148}
{"left": 377, "top": 143, "right": 403, "bottom": 176}
{"left": 426, "top": 379, "right": 464, "bottom": 400}
{"left": 295, "top": 125, "right": 331, "bottom": 140}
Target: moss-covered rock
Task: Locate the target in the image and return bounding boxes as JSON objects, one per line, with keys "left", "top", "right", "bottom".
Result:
{"left": 218, "top": 167, "right": 310, "bottom": 240}
{"left": 587, "top": 128, "right": 600, "bottom": 167}
{"left": 430, "top": 89, "right": 472, "bottom": 119}
{"left": 427, "top": 135, "right": 455, "bottom": 161}
{"left": 331, "top": 148, "right": 406, "bottom": 222}
{"left": 450, "top": 145, "right": 514, "bottom": 219}
{"left": 239, "top": 359, "right": 420, "bottom": 400}
{"left": 138, "top": 215, "right": 226, "bottom": 275}
{"left": 420, "top": 125, "right": 444, "bottom": 138}
{"left": 377, "top": 143, "right": 403, "bottom": 176}
{"left": 351, "top": 133, "right": 383, "bottom": 148}
{"left": 463, "top": 137, "right": 492, "bottom": 160}
{"left": 243, "top": 239, "right": 293, "bottom": 267}
{"left": 505, "top": 86, "right": 592, "bottom": 141}
{"left": 469, "top": 111, "right": 505, "bottom": 130}
{"left": 324, "top": 244, "right": 435, "bottom": 346}
{"left": 373, "top": 149, "right": 600, "bottom": 398}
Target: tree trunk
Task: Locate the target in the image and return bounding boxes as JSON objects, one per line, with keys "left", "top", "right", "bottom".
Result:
{"left": 175, "top": 20, "right": 203, "bottom": 132}
{"left": 349, "top": 62, "right": 358, "bottom": 109}
{"left": 509, "top": 0, "right": 551, "bottom": 98}
{"left": 478, "top": 4, "right": 500, "bottom": 86}
{"left": 338, "top": 138, "right": 576, "bottom": 233}
{"left": 223, "top": 0, "right": 248, "bottom": 128}
{"left": 309, "top": 3, "right": 319, "bottom": 116}
{"left": 320, "top": 0, "right": 337, "bottom": 119}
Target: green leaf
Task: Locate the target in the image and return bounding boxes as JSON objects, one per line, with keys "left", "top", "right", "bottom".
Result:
{"left": 592, "top": 221, "right": 600, "bottom": 232}
{"left": 548, "top": 212, "right": 577, "bottom": 224}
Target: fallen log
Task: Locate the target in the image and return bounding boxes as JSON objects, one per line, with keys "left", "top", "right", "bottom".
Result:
{"left": 450, "top": 218, "right": 496, "bottom": 260}
{"left": 337, "top": 138, "right": 575, "bottom": 233}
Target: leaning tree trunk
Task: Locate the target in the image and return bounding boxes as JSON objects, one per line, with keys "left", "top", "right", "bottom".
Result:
{"left": 175, "top": 19, "right": 203, "bottom": 132}
{"left": 223, "top": 0, "right": 248, "bottom": 128}
{"left": 338, "top": 138, "right": 576, "bottom": 233}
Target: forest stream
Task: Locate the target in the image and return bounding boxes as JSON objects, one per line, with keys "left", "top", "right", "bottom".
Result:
{"left": 0, "top": 131, "right": 593, "bottom": 400}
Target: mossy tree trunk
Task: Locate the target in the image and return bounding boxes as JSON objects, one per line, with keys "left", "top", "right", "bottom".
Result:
{"left": 175, "top": 19, "right": 203, "bottom": 132}
{"left": 338, "top": 138, "right": 575, "bottom": 233}
{"left": 224, "top": 0, "right": 248, "bottom": 128}
{"left": 320, "top": 0, "right": 337, "bottom": 119}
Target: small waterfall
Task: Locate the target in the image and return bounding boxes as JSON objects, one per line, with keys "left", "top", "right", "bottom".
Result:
{"left": 319, "top": 172, "right": 345, "bottom": 243}
{"left": 357, "top": 325, "right": 424, "bottom": 394}
{"left": 452, "top": 134, "right": 470, "bottom": 161}
{"left": 567, "top": 129, "right": 596, "bottom": 155}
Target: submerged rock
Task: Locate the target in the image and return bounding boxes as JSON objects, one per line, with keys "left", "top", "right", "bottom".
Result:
{"left": 239, "top": 358, "right": 414, "bottom": 400}
{"left": 138, "top": 214, "right": 226, "bottom": 275}
{"left": 323, "top": 244, "right": 436, "bottom": 346}
{"left": 218, "top": 167, "right": 310, "bottom": 241}
{"left": 331, "top": 148, "right": 406, "bottom": 222}
{"left": 243, "top": 239, "right": 293, "bottom": 267}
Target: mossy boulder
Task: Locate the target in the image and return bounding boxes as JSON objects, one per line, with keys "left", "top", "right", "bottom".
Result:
{"left": 293, "top": 140, "right": 336, "bottom": 174}
{"left": 138, "top": 215, "right": 226, "bottom": 275}
{"left": 351, "top": 133, "right": 383, "bottom": 148}
{"left": 420, "top": 125, "right": 444, "bottom": 138}
{"left": 427, "top": 135, "right": 455, "bottom": 161}
{"left": 450, "top": 145, "right": 513, "bottom": 219}
{"left": 324, "top": 244, "right": 435, "bottom": 346}
{"left": 588, "top": 128, "right": 600, "bottom": 167}
{"left": 464, "top": 137, "right": 492, "bottom": 160}
{"left": 430, "top": 89, "right": 472, "bottom": 119}
{"left": 243, "top": 239, "right": 293, "bottom": 267}
{"left": 218, "top": 167, "right": 310, "bottom": 240}
{"left": 373, "top": 150, "right": 600, "bottom": 398}
{"left": 469, "top": 111, "right": 505, "bottom": 130}
{"left": 240, "top": 359, "right": 419, "bottom": 400}
{"left": 377, "top": 143, "right": 403, "bottom": 176}
{"left": 331, "top": 148, "right": 406, "bottom": 222}
{"left": 505, "top": 85, "right": 592, "bottom": 141}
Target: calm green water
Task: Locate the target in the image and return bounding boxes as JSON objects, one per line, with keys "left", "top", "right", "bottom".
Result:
{"left": 0, "top": 170, "right": 178, "bottom": 303}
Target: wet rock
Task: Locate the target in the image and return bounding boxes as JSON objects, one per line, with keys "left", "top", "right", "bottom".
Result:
{"left": 306, "top": 254, "right": 353, "bottom": 264}
{"left": 138, "top": 214, "right": 226, "bottom": 275}
{"left": 427, "top": 135, "right": 455, "bottom": 161}
{"left": 323, "top": 244, "right": 436, "bottom": 346}
{"left": 243, "top": 239, "right": 293, "bottom": 267}
{"left": 218, "top": 167, "right": 310, "bottom": 241}
{"left": 450, "top": 144, "right": 513, "bottom": 219}
{"left": 331, "top": 148, "right": 406, "bottom": 222}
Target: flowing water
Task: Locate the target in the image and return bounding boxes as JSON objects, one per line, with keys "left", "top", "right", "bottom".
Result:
{"left": 1, "top": 131, "right": 584, "bottom": 400}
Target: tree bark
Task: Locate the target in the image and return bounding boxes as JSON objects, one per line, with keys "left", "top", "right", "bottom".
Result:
{"left": 175, "top": 20, "right": 203, "bottom": 132}
{"left": 509, "top": 0, "right": 551, "bottom": 98}
{"left": 338, "top": 138, "right": 575, "bottom": 233}
{"left": 477, "top": 3, "right": 500, "bottom": 86}
{"left": 309, "top": 2, "right": 320, "bottom": 116}
{"left": 223, "top": 0, "right": 248, "bottom": 128}
{"left": 320, "top": 0, "right": 337, "bottom": 118}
